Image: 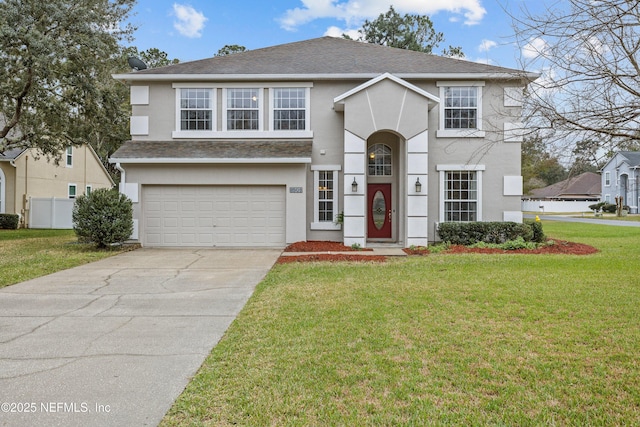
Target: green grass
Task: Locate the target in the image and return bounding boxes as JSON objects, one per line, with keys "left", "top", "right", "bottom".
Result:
{"left": 162, "top": 221, "right": 640, "bottom": 426}
{"left": 0, "top": 229, "right": 128, "bottom": 288}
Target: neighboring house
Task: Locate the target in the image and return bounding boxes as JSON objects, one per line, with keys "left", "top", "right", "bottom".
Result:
{"left": 110, "top": 36, "right": 538, "bottom": 248}
{"left": 522, "top": 172, "right": 601, "bottom": 213}
{"left": 600, "top": 151, "right": 640, "bottom": 213}
{"left": 0, "top": 144, "right": 114, "bottom": 227}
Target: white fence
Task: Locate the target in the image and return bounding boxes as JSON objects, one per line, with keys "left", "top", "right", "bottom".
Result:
{"left": 29, "top": 197, "right": 74, "bottom": 229}
{"left": 522, "top": 200, "right": 596, "bottom": 213}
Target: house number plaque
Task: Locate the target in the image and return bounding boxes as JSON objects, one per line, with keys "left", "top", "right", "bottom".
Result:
{"left": 289, "top": 187, "right": 303, "bottom": 193}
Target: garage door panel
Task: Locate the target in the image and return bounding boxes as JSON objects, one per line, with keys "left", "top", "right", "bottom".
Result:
{"left": 143, "top": 185, "right": 285, "bottom": 247}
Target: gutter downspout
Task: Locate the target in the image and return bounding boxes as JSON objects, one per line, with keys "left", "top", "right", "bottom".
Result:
{"left": 115, "top": 162, "right": 125, "bottom": 193}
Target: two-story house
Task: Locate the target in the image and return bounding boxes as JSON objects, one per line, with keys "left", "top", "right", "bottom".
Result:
{"left": 600, "top": 151, "right": 640, "bottom": 213}
{"left": 0, "top": 144, "right": 114, "bottom": 227}
{"left": 110, "top": 37, "right": 538, "bottom": 248}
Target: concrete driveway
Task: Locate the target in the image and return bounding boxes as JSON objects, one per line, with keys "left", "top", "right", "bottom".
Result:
{"left": 0, "top": 248, "right": 281, "bottom": 427}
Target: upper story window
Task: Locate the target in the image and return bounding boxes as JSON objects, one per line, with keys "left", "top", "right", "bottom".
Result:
{"left": 273, "top": 88, "right": 306, "bottom": 130}
{"left": 225, "top": 88, "right": 260, "bottom": 130}
{"left": 65, "top": 146, "right": 73, "bottom": 167}
{"left": 437, "top": 82, "right": 485, "bottom": 138}
{"left": 171, "top": 83, "right": 312, "bottom": 138}
{"left": 180, "top": 88, "right": 213, "bottom": 131}
{"left": 444, "top": 87, "right": 478, "bottom": 129}
{"left": 368, "top": 144, "right": 392, "bottom": 176}
{"left": 604, "top": 171, "right": 611, "bottom": 186}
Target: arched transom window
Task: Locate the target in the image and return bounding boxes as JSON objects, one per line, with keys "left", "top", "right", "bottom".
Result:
{"left": 368, "top": 144, "right": 392, "bottom": 176}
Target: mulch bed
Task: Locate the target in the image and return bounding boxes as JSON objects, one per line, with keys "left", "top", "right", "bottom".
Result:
{"left": 284, "top": 240, "right": 373, "bottom": 252}
{"left": 445, "top": 239, "right": 598, "bottom": 255}
{"left": 276, "top": 239, "right": 597, "bottom": 264}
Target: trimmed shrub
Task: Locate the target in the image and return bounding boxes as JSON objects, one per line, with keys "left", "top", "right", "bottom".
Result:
{"left": 72, "top": 188, "right": 133, "bottom": 248}
{"left": 601, "top": 203, "right": 617, "bottom": 213}
{"left": 525, "top": 219, "right": 545, "bottom": 243}
{"left": 589, "top": 202, "right": 605, "bottom": 212}
{"left": 437, "top": 221, "right": 539, "bottom": 246}
{"left": 0, "top": 213, "right": 19, "bottom": 229}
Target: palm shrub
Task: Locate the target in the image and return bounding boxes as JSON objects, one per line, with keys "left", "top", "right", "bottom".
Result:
{"left": 72, "top": 188, "right": 133, "bottom": 248}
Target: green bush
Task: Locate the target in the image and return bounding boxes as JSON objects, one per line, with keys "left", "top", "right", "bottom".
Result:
{"left": 0, "top": 214, "right": 19, "bottom": 229}
{"left": 525, "top": 219, "right": 546, "bottom": 243}
{"left": 602, "top": 203, "right": 617, "bottom": 213}
{"left": 589, "top": 202, "right": 605, "bottom": 212}
{"left": 72, "top": 188, "right": 133, "bottom": 248}
{"left": 437, "top": 221, "right": 540, "bottom": 246}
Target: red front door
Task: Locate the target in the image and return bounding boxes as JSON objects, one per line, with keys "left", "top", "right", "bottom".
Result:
{"left": 367, "top": 183, "right": 392, "bottom": 239}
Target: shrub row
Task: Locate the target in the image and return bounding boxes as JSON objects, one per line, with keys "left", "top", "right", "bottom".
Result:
{"left": 0, "top": 214, "right": 19, "bottom": 229}
{"left": 437, "top": 220, "right": 545, "bottom": 246}
{"left": 589, "top": 202, "right": 630, "bottom": 213}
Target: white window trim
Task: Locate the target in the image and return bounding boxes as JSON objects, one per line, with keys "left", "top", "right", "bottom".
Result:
{"left": 66, "top": 146, "right": 73, "bottom": 168}
{"left": 172, "top": 84, "right": 217, "bottom": 138}
{"left": 222, "top": 87, "right": 263, "bottom": 132}
{"left": 269, "top": 87, "right": 311, "bottom": 132}
{"left": 172, "top": 83, "right": 314, "bottom": 139}
{"left": 437, "top": 164, "right": 485, "bottom": 223}
{"left": 436, "top": 81, "right": 485, "bottom": 138}
{"left": 604, "top": 171, "right": 611, "bottom": 186}
{"left": 68, "top": 183, "right": 77, "bottom": 199}
{"left": 311, "top": 165, "right": 341, "bottom": 230}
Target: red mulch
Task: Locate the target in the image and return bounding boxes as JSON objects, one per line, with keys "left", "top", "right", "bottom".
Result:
{"left": 284, "top": 240, "right": 373, "bottom": 252}
{"left": 277, "top": 239, "right": 597, "bottom": 264}
{"left": 445, "top": 239, "right": 598, "bottom": 255}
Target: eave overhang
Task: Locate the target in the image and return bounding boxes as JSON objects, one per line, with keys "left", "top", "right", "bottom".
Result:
{"left": 112, "top": 71, "right": 540, "bottom": 84}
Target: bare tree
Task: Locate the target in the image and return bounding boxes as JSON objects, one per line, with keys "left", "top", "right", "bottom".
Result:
{"left": 511, "top": 0, "right": 640, "bottom": 160}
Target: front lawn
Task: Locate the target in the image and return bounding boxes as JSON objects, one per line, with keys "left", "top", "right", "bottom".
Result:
{"left": 162, "top": 221, "right": 640, "bottom": 426}
{"left": 0, "top": 229, "right": 128, "bottom": 288}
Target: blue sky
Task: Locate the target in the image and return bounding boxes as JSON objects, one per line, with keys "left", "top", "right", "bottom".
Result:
{"left": 127, "top": 0, "right": 546, "bottom": 70}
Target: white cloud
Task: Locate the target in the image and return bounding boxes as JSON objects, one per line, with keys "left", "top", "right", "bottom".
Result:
{"left": 473, "top": 57, "right": 495, "bottom": 65}
{"left": 478, "top": 39, "right": 497, "bottom": 52}
{"left": 279, "top": 0, "right": 486, "bottom": 31}
{"left": 172, "top": 3, "right": 208, "bottom": 38}
{"left": 324, "top": 26, "right": 361, "bottom": 40}
{"left": 522, "top": 37, "right": 548, "bottom": 59}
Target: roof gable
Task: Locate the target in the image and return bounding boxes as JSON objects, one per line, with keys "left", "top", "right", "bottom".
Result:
{"left": 619, "top": 151, "right": 640, "bottom": 167}
{"left": 333, "top": 73, "right": 439, "bottom": 111}
{"left": 115, "top": 37, "right": 537, "bottom": 81}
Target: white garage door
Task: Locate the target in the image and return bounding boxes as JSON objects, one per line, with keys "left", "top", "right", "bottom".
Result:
{"left": 143, "top": 185, "right": 286, "bottom": 247}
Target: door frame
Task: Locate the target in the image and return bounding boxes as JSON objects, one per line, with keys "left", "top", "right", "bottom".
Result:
{"left": 367, "top": 183, "right": 392, "bottom": 239}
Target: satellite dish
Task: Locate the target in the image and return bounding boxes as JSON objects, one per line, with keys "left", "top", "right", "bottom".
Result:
{"left": 128, "top": 57, "right": 147, "bottom": 71}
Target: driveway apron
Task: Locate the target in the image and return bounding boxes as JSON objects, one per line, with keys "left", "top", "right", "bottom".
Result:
{"left": 0, "top": 248, "right": 281, "bottom": 427}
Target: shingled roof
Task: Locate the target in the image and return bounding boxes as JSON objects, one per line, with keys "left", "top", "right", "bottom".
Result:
{"left": 618, "top": 151, "right": 640, "bottom": 167}
{"left": 528, "top": 172, "right": 601, "bottom": 200}
{"left": 116, "top": 37, "right": 535, "bottom": 80}
{"left": 0, "top": 147, "right": 25, "bottom": 161}
{"left": 110, "top": 140, "right": 312, "bottom": 163}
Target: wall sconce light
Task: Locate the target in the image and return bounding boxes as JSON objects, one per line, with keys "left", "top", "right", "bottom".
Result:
{"left": 415, "top": 177, "right": 422, "bottom": 193}
{"left": 352, "top": 177, "right": 358, "bottom": 192}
